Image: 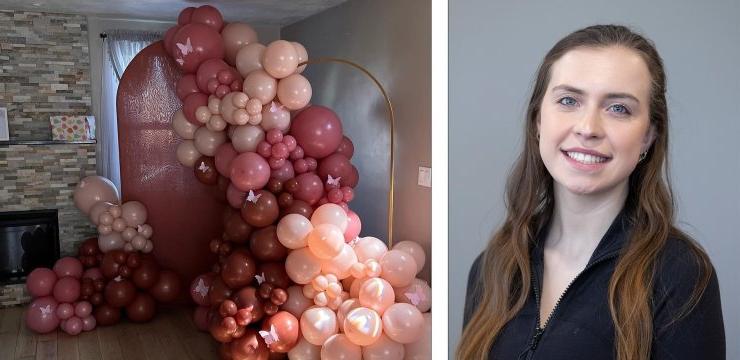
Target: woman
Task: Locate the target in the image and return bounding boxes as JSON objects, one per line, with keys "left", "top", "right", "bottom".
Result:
{"left": 458, "top": 25, "right": 725, "bottom": 360}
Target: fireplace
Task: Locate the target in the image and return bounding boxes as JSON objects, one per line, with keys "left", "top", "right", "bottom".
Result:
{"left": 0, "top": 209, "right": 60, "bottom": 285}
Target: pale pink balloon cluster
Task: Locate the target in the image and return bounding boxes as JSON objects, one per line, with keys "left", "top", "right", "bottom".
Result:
{"left": 73, "top": 176, "right": 154, "bottom": 253}
{"left": 276, "top": 204, "right": 432, "bottom": 359}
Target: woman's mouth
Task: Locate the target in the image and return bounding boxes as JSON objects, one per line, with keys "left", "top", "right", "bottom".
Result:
{"left": 561, "top": 150, "right": 611, "bottom": 169}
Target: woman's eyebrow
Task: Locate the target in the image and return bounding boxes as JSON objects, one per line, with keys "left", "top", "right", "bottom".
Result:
{"left": 551, "top": 84, "right": 640, "bottom": 104}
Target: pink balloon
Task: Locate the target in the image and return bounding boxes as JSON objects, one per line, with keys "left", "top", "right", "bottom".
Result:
{"left": 263, "top": 40, "right": 299, "bottom": 79}
{"left": 358, "top": 278, "right": 395, "bottom": 316}
{"left": 26, "top": 268, "right": 57, "bottom": 298}
{"left": 172, "top": 109, "right": 199, "bottom": 140}
{"left": 226, "top": 182, "right": 246, "bottom": 209}
{"left": 190, "top": 5, "right": 223, "bottom": 31}
{"left": 176, "top": 74, "right": 200, "bottom": 100}
{"left": 287, "top": 337, "right": 321, "bottom": 360}
{"left": 336, "top": 136, "right": 355, "bottom": 159}
{"left": 171, "top": 23, "right": 225, "bottom": 74}
{"left": 163, "top": 25, "right": 180, "bottom": 57}
{"left": 193, "top": 306, "right": 210, "bottom": 332}
{"left": 310, "top": 203, "right": 348, "bottom": 232}
{"left": 81, "top": 315, "right": 97, "bottom": 332}
{"left": 215, "top": 142, "right": 238, "bottom": 177}
{"left": 221, "top": 23, "right": 258, "bottom": 66}
{"left": 354, "top": 237, "right": 388, "bottom": 263}
{"left": 235, "top": 43, "right": 266, "bottom": 77}
{"left": 121, "top": 201, "right": 148, "bottom": 227}
{"left": 193, "top": 126, "right": 227, "bottom": 156}
{"left": 196, "top": 58, "right": 231, "bottom": 93}
{"left": 229, "top": 152, "right": 271, "bottom": 192}
{"left": 270, "top": 160, "right": 295, "bottom": 182}
{"left": 363, "top": 333, "right": 405, "bottom": 360}
{"left": 292, "top": 42, "right": 308, "bottom": 74}
{"left": 321, "top": 244, "right": 357, "bottom": 280}
{"left": 282, "top": 286, "right": 313, "bottom": 319}
{"left": 98, "top": 231, "right": 124, "bottom": 252}
{"left": 382, "top": 303, "right": 424, "bottom": 344}
{"left": 64, "top": 316, "right": 83, "bottom": 335}
{"left": 343, "top": 307, "right": 383, "bottom": 346}
{"left": 321, "top": 334, "right": 362, "bottom": 360}
{"left": 177, "top": 7, "right": 195, "bottom": 26}
{"left": 293, "top": 172, "right": 324, "bottom": 205}
{"left": 82, "top": 268, "right": 103, "bottom": 281}
{"left": 190, "top": 273, "right": 213, "bottom": 306}
{"left": 276, "top": 214, "right": 313, "bottom": 249}
{"left": 243, "top": 69, "right": 277, "bottom": 105}
{"left": 299, "top": 306, "right": 338, "bottom": 345}
{"left": 285, "top": 248, "right": 322, "bottom": 285}
{"left": 306, "top": 224, "right": 344, "bottom": 260}
{"left": 380, "top": 250, "right": 418, "bottom": 288}
{"left": 392, "top": 241, "right": 426, "bottom": 274}
{"left": 73, "top": 176, "right": 120, "bottom": 215}
{"left": 230, "top": 124, "right": 264, "bottom": 153}
{"left": 277, "top": 74, "right": 312, "bottom": 111}
{"left": 290, "top": 106, "right": 343, "bottom": 159}
{"left": 183, "top": 92, "right": 209, "bottom": 125}
{"left": 74, "top": 301, "right": 93, "bottom": 318}
{"left": 25, "top": 296, "right": 59, "bottom": 333}
{"left": 394, "top": 278, "right": 432, "bottom": 313}
{"left": 56, "top": 302, "right": 74, "bottom": 320}
{"left": 89, "top": 201, "right": 114, "bottom": 225}
{"left": 177, "top": 140, "right": 203, "bottom": 167}
{"left": 344, "top": 210, "right": 362, "bottom": 242}
{"left": 53, "top": 276, "right": 80, "bottom": 303}
{"left": 261, "top": 101, "right": 291, "bottom": 132}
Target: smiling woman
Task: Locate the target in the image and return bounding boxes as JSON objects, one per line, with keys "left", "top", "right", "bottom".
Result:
{"left": 457, "top": 25, "right": 725, "bottom": 360}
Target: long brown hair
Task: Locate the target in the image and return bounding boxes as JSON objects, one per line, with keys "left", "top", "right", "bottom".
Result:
{"left": 457, "top": 25, "right": 714, "bottom": 360}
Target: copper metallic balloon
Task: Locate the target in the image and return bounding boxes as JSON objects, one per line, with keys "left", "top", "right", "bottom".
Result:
{"left": 282, "top": 199, "right": 313, "bottom": 219}
{"left": 221, "top": 249, "right": 258, "bottom": 289}
{"left": 104, "top": 279, "right": 137, "bottom": 308}
{"left": 258, "top": 262, "right": 290, "bottom": 289}
{"left": 233, "top": 286, "right": 265, "bottom": 323}
{"left": 125, "top": 292, "right": 156, "bottom": 323}
{"left": 209, "top": 277, "right": 233, "bottom": 305}
{"left": 241, "top": 190, "right": 279, "bottom": 227}
{"left": 261, "top": 311, "right": 299, "bottom": 353}
{"left": 150, "top": 270, "right": 181, "bottom": 303}
{"left": 249, "top": 226, "right": 288, "bottom": 262}
{"left": 94, "top": 303, "right": 121, "bottom": 326}
{"left": 230, "top": 328, "right": 269, "bottom": 360}
{"left": 194, "top": 156, "right": 219, "bottom": 185}
{"left": 224, "top": 212, "right": 253, "bottom": 244}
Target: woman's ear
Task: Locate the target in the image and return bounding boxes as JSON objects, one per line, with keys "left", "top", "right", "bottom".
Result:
{"left": 641, "top": 124, "right": 657, "bottom": 153}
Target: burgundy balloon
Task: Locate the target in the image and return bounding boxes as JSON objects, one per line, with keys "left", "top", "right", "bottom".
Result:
{"left": 215, "top": 142, "right": 238, "bottom": 177}
{"left": 226, "top": 183, "right": 246, "bottom": 209}
{"left": 78, "top": 237, "right": 100, "bottom": 257}
{"left": 194, "top": 155, "right": 219, "bottom": 185}
{"left": 292, "top": 172, "right": 324, "bottom": 205}
{"left": 209, "top": 277, "right": 233, "bottom": 305}
{"left": 104, "top": 279, "right": 136, "bottom": 308}
{"left": 221, "top": 249, "right": 257, "bottom": 289}
{"left": 262, "top": 311, "right": 300, "bottom": 353}
{"left": 240, "top": 190, "right": 279, "bottom": 227}
{"left": 150, "top": 270, "right": 181, "bottom": 303}
{"left": 191, "top": 5, "right": 224, "bottom": 31}
{"left": 258, "top": 262, "right": 290, "bottom": 289}
{"left": 171, "top": 23, "right": 226, "bottom": 74}
{"left": 317, "top": 153, "right": 355, "bottom": 188}
{"left": 163, "top": 25, "right": 181, "bottom": 57}
{"left": 183, "top": 92, "right": 209, "bottom": 125}
{"left": 336, "top": 136, "right": 355, "bottom": 159}
{"left": 290, "top": 106, "right": 344, "bottom": 159}
{"left": 233, "top": 286, "right": 265, "bottom": 323}
{"left": 224, "top": 211, "right": 253, "bottom": 244}
{"left": 230, "top": 152, "right": 271, "bottom": 192}
{"left": 132, "top": 259, "right": 160, "bottom": 289}
{"left": 193, "top": 305, "right": 211, "bottom": 331}
{"left": 125, "top": 292, "right": 156, "bottom": 323}
{"left": 176, "top": 74, "right": 200, "bottom": 100}
{"left": 94, "top": 303, "right": 121, "bottom": 326}
{"left": 249, "top": 226, "right": 288, "bottom": 262}
{"left": 177, "top": 7, "right": 195, "bottom": 26}
{"left": 196, "top": 58, "right": 232, "bottom": 93}
{"left": 100, "top": 250, "right": 126, "bottom": 279}
{"left": 282, "top": 199, "right": 314, "bottom": 219}
{"left": 270, "top": 161, "right": 295, "bottom": 182}
{"left": 53, "top": 276, "right": 80, "bottom": 303}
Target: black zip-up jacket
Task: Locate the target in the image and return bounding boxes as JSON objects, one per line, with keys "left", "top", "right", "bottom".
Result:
{"left": 463, "top": 211, "right": 725, "bottom": 359}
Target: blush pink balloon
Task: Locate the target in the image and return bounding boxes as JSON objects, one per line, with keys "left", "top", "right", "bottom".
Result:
{"left": 292, "top": 42, "right": 308, "bottom": 74}
{"left": 382, "top": 303, "right": 424, "bottom": 344}
{"left": 337, "top": 298, "right": 362, "bottom": 332}
{"left": 81, "top": 315, "right": 97, "bottom": 332}
{"left": 380, "top": 250, "right": 418, "bottom": 288}
{"left": 172, "top": 109, "right": 198, "bottom": 140}
{"left": 277, "top": 74, "right": 312, "bottom": 111}
{"left": 121, "top": 201, "right": 148, "bottom": 227}
{"left": 183, "top": 92, "right": 209, "bottom": 125}
{"left": 260, "top": 101, "right": 291, "bottom": 132}
{"left": 193, "top": 126, "right": 227, "bottom": 156}
{"left": 358, "top": 278, "right": 395, "bottom": 316}
{"left": 243, "top": 69, "right": 277, "bottom": 105}
{"left": 25, "top": 296, "right": 59, "bottom": 334}
{"left": 321, "top": 334, "right": 362, "bottom": 360}
{"left": 53, "top": 276, "right": 80, "bottom": 303}
{"left": 321, "top": 244, "right": 357, "bottom": 280}
{"left": 263, "top": 40, "right": 299, "bottom": 79}
{"left": 98, "top": 231, "right": 124, "bottom": 252}
{"left": 73, "top": 176, "right": 120, "bottom": 215}
{"left": 177, "top": 140, "right": 202, "bottom": 167}
{"left": 299, "top": 306, "right": 338, "bottom": 345}
{"left": 354, "top": 237, "right": 388, "bottom": 263}
{"left": 235, "top": 43, "right": 266, "bottom": 77}
{"left": 282, "top": 285, "right": 313, "bottom": 319}
{"left": 285, "top": 247, "right": 322, "bottom": 285}
{"left": 343, "top": 307, "right": 383, "bottom": 346}
{"left": 392, "top": 241, "right": 426, "bottom": 275}
{"left": 56, "top": 302, "right": 74, "bottom": 320}
{"left": 74, "top": 301, "right": 92, "bottom": 317}
{"left": 229, "top": 152, "right": 271, "bottom": 192}
{"left": 394, "top": 278, "right": 432, "bottom": 313}
{"left": 276, "top": 214, "right": 313, "bottom": 249}
{"left": 26, "top": 268, "right": 57, "bottom": 297}
{"left": 231, "top": 124, "right": 264, "bottom": 153}
{"left": 306, "top": 224, "right": 344, "bottom": 260}
{"left": 176, "top": 74, "right": 200, "bottom": 100}
{"left": 287, "top": 337, "right": 321, "bottom": 360}
{"left": 290, "top": 106, "right": 343, "bottom": 159}
{"left": 171, "top": 23, "right": 225, "bottom": 74}
{"left": 363, "top": 333, "right": 405, "bottom": 360}
{"left": 215, "top": 142, "right": 238, "bottom": 177}
{"left": 349, "top": 277, "right": 368, "bottom": 299}
{"left": 89, "top": 201, "right": 114, "bottom": 225}
{"left": 63, "top": 316, "right": 83, "bottom": 335}
{"left": 226, "top": 183, "right": 246, "bottom": 209}
{"left": 221, "top": 22, "right": 258, "bottom": 66}
{"left": 344, "top": 210, "right": 361, "bottom": 242}
{"left": 310, "top": 203, "right": 348, "bottom": 232}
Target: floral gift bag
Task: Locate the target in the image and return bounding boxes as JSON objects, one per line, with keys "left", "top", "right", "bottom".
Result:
{"left": 50, "top": 115, "right": 95, "bottom": 141}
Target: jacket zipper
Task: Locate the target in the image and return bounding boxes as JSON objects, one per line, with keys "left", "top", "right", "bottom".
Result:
{"left": 520, "top": 252, "right": 619, "bottom": 360}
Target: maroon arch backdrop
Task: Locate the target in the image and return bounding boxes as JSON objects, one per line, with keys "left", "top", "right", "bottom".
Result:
{"left": 116, "top": 41, "right": 221, "bottom": 301}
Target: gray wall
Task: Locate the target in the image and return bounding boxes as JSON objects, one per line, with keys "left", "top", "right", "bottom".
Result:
{"left": 283, "top": 0, "right": 432, "bottom": 281}
{"left": 450, "top": 0, "right": 740, "bottom": 358}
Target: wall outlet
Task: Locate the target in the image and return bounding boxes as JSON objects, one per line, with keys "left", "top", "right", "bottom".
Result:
{"left": 418, "top": 166, "right": 431, "bottom": 187}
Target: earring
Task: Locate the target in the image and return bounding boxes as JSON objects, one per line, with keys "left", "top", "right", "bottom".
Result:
{"left": 536, "top": 133, "right": 540, "bottom": 141}
{"left": 638, "top": 151, "right": 648, "bottom": 162}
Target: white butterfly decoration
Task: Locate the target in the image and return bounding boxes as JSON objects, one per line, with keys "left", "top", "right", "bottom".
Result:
{"left": 255, "top": 272, "right": 266, "bottom": 285}
{"left": 348, "top": 237, "right": 360, "bottom": 247}
{"left": 194, "top": 278, "right": 209, "bottom": 298}
{"left": 176, "top": 58, "right": 184, "bottom": 66}
{"left": 40, "top": 305, "right": 52, "bottom": 316}
{"left": 259, "top": 324, "right": 279, "bottom": 345}
{"left": 198, "top": 161, "right": 210, "bottom": 173}
{"left": 246, "top": 190, "right": 262, "bottom": 204}
{"left": 405, "top": 286, "right": 426, "bottom": 306}
{"left": 176, "top": 38, "right": 193, "bottom": 56}
{"left": 327, "top": 175, "right": 341, "bottom": 186}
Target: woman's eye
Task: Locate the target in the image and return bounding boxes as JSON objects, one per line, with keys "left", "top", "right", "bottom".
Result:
{"left": 608, "top": 104, "right": 631, "bottom": 115}
{"left": 558, "top": 97, "right": 577, "bottom": 106}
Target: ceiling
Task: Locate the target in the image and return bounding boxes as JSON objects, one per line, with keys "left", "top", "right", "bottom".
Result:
{"left": 0, "top": 0, "right": 347, "bottom": 25}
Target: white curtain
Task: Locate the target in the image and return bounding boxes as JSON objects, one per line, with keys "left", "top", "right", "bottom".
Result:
{"left": 98, "top": 31, "right": 161, "bottom": 192}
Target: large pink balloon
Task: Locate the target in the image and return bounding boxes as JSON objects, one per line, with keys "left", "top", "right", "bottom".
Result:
{"left": 171, "top": 23, "right": 225, "bottom": 74}
{"left": 235, "top": 43, "right": 266, "bottom": 77}
{"left": 320, "top": 244, "right": 357, "bottom": 280}
{"left": 321, "top": 334, "right": 362, "bottom": 360}
{"left": 73, "top": 176, "right": 120, "bottom": 215}
{"left": 290, "top": 106, "right": 343, "bottom": 159}
{"left": 380, "top": 250, "right": 418, "bottom": 288}
{"left": 98, "top": 231, "right": 124, "bottom": 252}
{"left": 358, "top": 278, "right": 395, "bottom": 315}
{"left": 306, "top": 224, "right": 344, "bottom": 260}
{"left": 392, "top": 241, "right": 426, "bottom": 274}
{"left": 194, "top": 126, "right": 227, "bottom": 156}
{"left": 282, "top": 286, "right": 313, "bottom": 319}
{"left": 53, "top": 276, "right": 80, "bottom": 303}
{"left": 344, "top": 210, "right": 362, "bottom": 242}
{"left": 276, "top": 214, "right": 313, "bottom": 249}
{"left": 260, "top": 101, "right": 291, "bottom": 132}
{"left": 195, "top": 58, "right": 232, "bottom": 93}
{"left": 285, "top": 247, "right": 322, "bottom": 285}
{"left": 214, "top": 142, "right": 238, "bottom": 177}
{"left": 53, "top": 257, "right": 83, "bottom": 279}
{"left": 310, "top": 203, "right": 348, "bottom": 231}
{"left": 277, "top": 74, "right": 312, "bottom": 111}
{"left": 353, "top": 237, "right": 388, "bottom": 263}
{"left": 343, "top": 307, "right": 383, "bottom": 346}
{"left": 363, "top": 333, "right": 405, "bottom": 360}
{"left": 26, "top": 268, "right": 57, "bottom": 298}
{"left": 243, "top": 69, "right": 277, "bottom": 105}
{"left": 292, "top": 42, "right": 308, "bottom": 74}
{"left": 121, "top": 201, "right": 148, "bottom": 227}
{"left": 221, "top": 23, "right": 258, "bottom": 66}
{"left": 381, "top": 303, "right": 424, "bottom": 344}
{"left": 163, "top": 25, "right": 180, "bottom": 58}
{"left": 172, "top": 109, "right": 199, "bottom": 140}
{"left": 25, "top": 296, "right": 59, "bottom": 333}
{"left": 299, "top": 306, "right": 338, "bottom": 345}
{"left": 229, "top": 152, "right": 270, "bottom": 192}
{"left": 263, "top": 40, "right": 299, "bottom": 79}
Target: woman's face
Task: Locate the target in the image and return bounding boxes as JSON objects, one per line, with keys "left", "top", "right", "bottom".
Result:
{"left": 538, "top": 46, "right": 655, "bottom": 196}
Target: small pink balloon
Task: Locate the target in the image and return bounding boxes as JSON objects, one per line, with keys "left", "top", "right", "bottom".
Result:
{"left": 276, "top": 214, "right": 313, "bottom": 249}
{"left": 74, "top": 301, "right": 92, "bottom": 317}
{"left": 25, "top": 296, "right": 59, "bottom": 334}
{"left": 299, "top": 306, "right": 338, "bottom": 345}
{"left": 99, "top": 212, "right": 114, "bottom": 226}
{"left": 64, "top": 316, "right": 83, "bottom": 335}
{"left": 343, "top": 307, "right": 383, "bottom": 346}
{"left": 358, "top": 278, "right": 395, "bottom": 316}
{"left": 380, "top": 250, "right": 418, "bottom": 288}
{"left": 73, "top": 176, "right": 120, "bottom": 215}
{"left": 282, "top": 285, "right": 313, "bottom": 319}
{"left": 287, "top": 337, "right": 321, "bottom": 360}
{"left": 191, "top": 5, "right": 223, "bottom": 31}
{"left": 277, "top": 74, "right": 312, "bottom": 111}
{"left": 321, "top": 334, "right": 362, "bottom": 360}
{"left": 56, "top": 302, "right": 74, "bottom": 320}
{"left": 112, "top": 218, "right": 127, "bottom": 232}
{"left": 285, "top": 248, "right": 322, "bottom": 285}
{"left": 89, "top": 201, "right": 114, "bottom": 225}
{"left": 263, "top": 40, "right": 299, "bottom": 79}
{"left": 292, "top": 172, "right": 324, "bottom": 205}
{"left": 177, "top": 140, "right": 202, "bottom": 167}
{"left": 321, "top": 244, "right": 357, "bottom": 280}
{"left": 394, "top": 278, "right": 432, "bottom": 313}
{"left": 344, "top": 210, "right": 362, "bottom": 242}
{"left": 229, "top": 152, "right": 271, "bottom": 192}
{"left": 381, "top": 303, "right": 424, "bottom": 344}
{"left": 363, "top": 333, "right": 405, "bottom": 360}
{"left": 310, "top": 203, "right": 348, "bottom": 232}
{"left": 392, "top": 241, "right": 426, "bottom": 275}
{"left": 337, "top": 298, "right": 362, "bottom": 332}
{"left": 121, "top": 201, "right": 148, "bottom": 228}
{"left": 138, "top": 224, "right": 153, "bottom": 238}
{"left": 82, "top": 268, "right": 103, "bottom": 281}
{"left": 26, "top": 268, "right": 57, "bottom": 298}
{"left": 183, "top": 92, "right": 209, "bottom": 125}
{"left": 131, "top": 235, "right": 147, "bottom": 250}
{"left": 143, "top": 240, "right": 154, "bottom": 253}
{"left": 354, "top": 237, "right": 388, "bottom": 263}
{"left": 124, "top": 243, "right": 135, "bottom": 252}
{"left": 336, "top": 136, "right": 355, "bottom": 159}
{"left": 306, "top": 224, "right": 344, "bottom": 260}
{"left": 81, "top": 315, "right": 96, "bottom": 331}
{"left": 243, "top": 69, "right": 277, "bottom": 105}
{"left": 226, "top": 182, "right": 247, "bottom": 209}
{"left": 53, "top": 276, "right": 80, "bottom": 303}
{"left": 270, "top": 160, "right": 295, "bottom": 182}
{"left": 122, "top": 227, "right": 137, "bottom": 241}
{"left": 215, "top": 142, "right": 238, "bottom": 177}
{"left": 109, "top": 205, "right": 122, "bottom": 218}
{"left": 349, "top": 277, "right": 368, "bottom": 298}
{"left": 260, "top": 101, "right": 291, "bottom": 132}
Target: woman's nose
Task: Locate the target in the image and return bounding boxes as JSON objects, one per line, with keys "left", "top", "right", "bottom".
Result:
{"left": 573, "top": 107, "right": 604, "bottom": 139}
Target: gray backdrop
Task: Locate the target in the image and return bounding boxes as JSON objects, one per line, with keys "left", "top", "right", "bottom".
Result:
{"left": 450, "top": 0, "right": 740, "bottom": 358}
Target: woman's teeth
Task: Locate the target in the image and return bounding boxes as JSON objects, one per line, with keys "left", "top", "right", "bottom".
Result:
{"left": 567, "top": 151, "right": 607, "bottom": 164}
